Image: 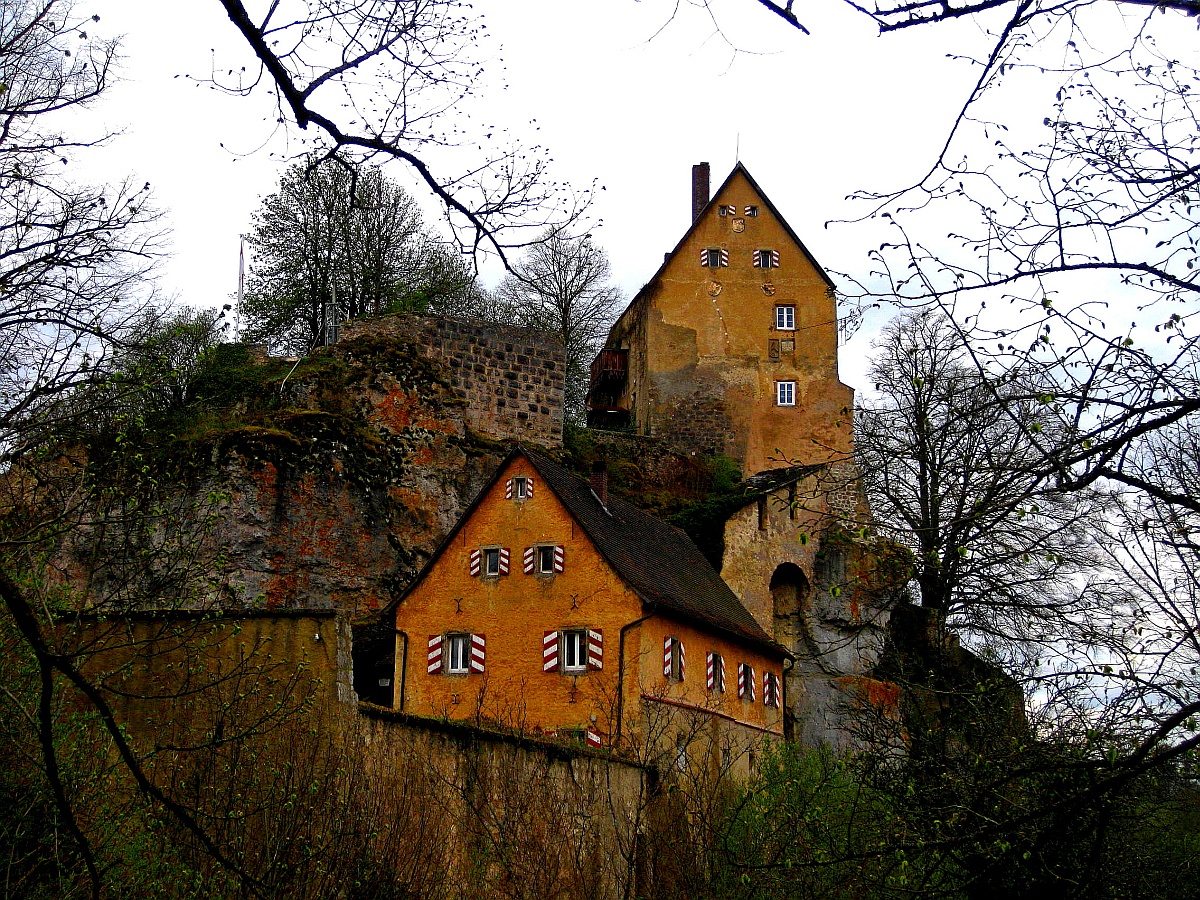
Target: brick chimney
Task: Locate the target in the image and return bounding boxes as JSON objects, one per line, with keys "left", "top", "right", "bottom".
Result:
{"left": 590, "top": 461, "right": 609, "bottom": 507}
{"left": 691, "top": 162, "right": 710, "bottom": 221}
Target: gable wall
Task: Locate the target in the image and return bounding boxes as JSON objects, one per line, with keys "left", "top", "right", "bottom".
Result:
{"left": 394, "top": 455, "right": 644, "bottom": 740}
{"left": 606, "top": 170, "right": 855, "bottom": 476}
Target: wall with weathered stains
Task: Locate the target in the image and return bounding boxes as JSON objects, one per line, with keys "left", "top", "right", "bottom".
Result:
{"left": 342, "top": 313, "right": 565, "bottom": 447}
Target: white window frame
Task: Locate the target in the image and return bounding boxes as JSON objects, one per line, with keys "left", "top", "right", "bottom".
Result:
{"left": 776, "top": 381, "right": 796, "bottom": 407}
{"left": 512, "top": 476, "right": 530, "bottom": 500}
{"left": 446, "top": 634, "right": 470, "bottom": 675}
{"left": 702, "top": 248, "right": 727, "bottom": 268}
{"left": 538, "top": 545, "right": 556, "bottom": 574}
{"left": 483, "top": 547, "right": 501, "bottom": 576}
{"left": 775, "top": 305, "right": 795, "bottom": 331}
{"left": 562, "top": 630, "right": 588, "bottom": 673}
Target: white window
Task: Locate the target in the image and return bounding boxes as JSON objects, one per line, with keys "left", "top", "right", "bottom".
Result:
{"left": 484, "top": 548, "right": 501, "bottom": 575}
{"left": 775, "top": 305, "right": 795, "bottom": 331}
{"left": 538, "top": 545, "right": 556, "bottom": 574}
{"left": 513, "top": 476, "right": 530, "bottom": 499}
{"left": 446, "top": 634, "right": 470, "bottom": 674}
{"left": 562, "top": 630, "right": 588, "bottom": 672}
{"left": 776, "top": 381, "right": 796, "bottom": 407}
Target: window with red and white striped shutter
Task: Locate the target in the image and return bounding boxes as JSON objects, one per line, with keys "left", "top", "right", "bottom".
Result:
{"left": 738, "top": 663, "right": 756, "bottom": 701}
{"left": 427, "top": 634, "right": 444, "bottom": 674}
{"left": 469, "top": 549, "right": 482, "bottom": 576}
{"left": 663, "top": 635, "right": 673, "bottom": 677}
{"left": 764, "top": 671, "right": 780, "bottom": 708}
{"left": 587, "top": 629, "right": 603, "bottom": 670}
{"left": 543, "top": 630, "right": 560, "bottom": 672}
{"left": 553, "top": 545, "right": 565, "bottom": 573}
{"left": 498, "top": 548, "right": 510, "bottom": 575}
{"left": 469, "top": 633, "right": 486, "bottom": 673}
{"left": 523, "top": 547, "right": 535, "bottom": 574}
{"left": 586, "top": 729, "right": 602, "bottom": 748}
{"left": 707, "top": 651, "right": 726, "bottom": 693}
{"left": 505, "top": 477, "right": 514, "bottom": 499}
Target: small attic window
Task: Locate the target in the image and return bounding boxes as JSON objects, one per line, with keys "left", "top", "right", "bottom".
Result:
{"left": 718, "top": 204, "right": 737, "bottom": 216}
{"left": 744, "top": 205, "right": 759, "bottom": 217}
{"left": 701, "top": 248, "right": 729, "bottom": 268}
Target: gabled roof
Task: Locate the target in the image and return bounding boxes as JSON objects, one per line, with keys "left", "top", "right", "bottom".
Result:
{"left": 626, "top": 162, "right": 836, "bottom": 313}
{"left": 389, "top": 446, "right": 784, "bottom": 656}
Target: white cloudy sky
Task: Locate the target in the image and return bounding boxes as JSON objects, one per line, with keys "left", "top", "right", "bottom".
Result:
{"left": 68, "top": 0, "right": 1002, "bottom": 389}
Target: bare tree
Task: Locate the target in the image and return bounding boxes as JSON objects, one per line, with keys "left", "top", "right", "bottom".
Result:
{"left": 494, "top": 231, "right": 623, "bottom": 422}
{"left": 857, "top": 311, "right": 1101, "bottom": 659}
{"left": 211, "top": 0, "right": 592, "bottom": 264}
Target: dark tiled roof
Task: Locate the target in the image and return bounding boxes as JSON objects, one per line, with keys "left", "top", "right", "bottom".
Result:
{"left": 523, "top": 450, "right": 781, "bottom": 654}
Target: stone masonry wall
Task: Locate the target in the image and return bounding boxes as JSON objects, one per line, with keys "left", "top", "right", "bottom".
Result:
{"left": 342, "top": 314, "right": 565, "bottom": 448}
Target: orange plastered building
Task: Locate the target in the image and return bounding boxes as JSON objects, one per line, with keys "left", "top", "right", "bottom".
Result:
{"left": 587, "top": 162, "right": 856, "bottom": 476}
{"left": 388, "top": 447, "right": 787, "bottom": 749}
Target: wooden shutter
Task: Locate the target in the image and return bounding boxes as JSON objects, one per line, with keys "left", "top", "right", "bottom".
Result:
{"left": 586, "top": 729, "right": 602, "bottom": 748}
{"left": 663, "top": 635, "right": 673, "bottom": 677}
{"left": 523, "top": 547, "right": 535, "bottom": 574}
{"left": 587, "top": 629, "right": 603, "bottom": 670}
{"left": 527, "top": 478, "right": 535, "bottom": 498}
{"left": 469, "top": 549, "right": 482, "bottom": 576}
{"left": 553, "top": 545, "right": 565, "bottom": 573}
{"left": 706, "top": 652, "right": 715, "bottom": 690}
{"left": 718, "top": 249, "right": 728, "bottom": 267}
{"left": 505, "top": 477, "right": 513, "bottom": 499}
{"left": 498, "top": 548, "right": 510, "bottom": 575}
{"left": 678, "top": 639, "right": 686, "bottom": 680}
{"left": 469, "top": 633, "right": 486, "bottom": 673}
{"left": 739, "top": 663, "right": 754, "bottom": 699}
{"left": 427, "top": 635, "right": 443, "bottom": 674}
{"left": 543, "top": 630, "right": 560, "bottom": 672}
{"left": 770, "top": 249, "right": 780, "bottom": 267}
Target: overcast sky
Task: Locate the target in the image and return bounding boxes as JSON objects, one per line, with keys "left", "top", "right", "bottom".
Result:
{"left": 69, "top": 0, "right": 998, "bottom": 390}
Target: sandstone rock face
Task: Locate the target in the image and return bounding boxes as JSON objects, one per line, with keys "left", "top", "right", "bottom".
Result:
{"left": 143, "top": 316, "right": 565, "bottom": 622}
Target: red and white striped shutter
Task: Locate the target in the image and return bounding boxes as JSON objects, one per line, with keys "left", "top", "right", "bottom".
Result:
{"left": 770, "top": 250, "right": 780, "bottom": 267}
{"left": 586, "top": 729, "right": 602, "bottom": 748}
{"left": 663, "top": 636, "right": 673, "bottom": 677}
{"left": 427, "top": 635, "right": 444, "bottom": 674}
{"left": 505, "top": 478, "right": 513, "bottom": 499}
{"left": 523, "top": 547, "right": 535, "bottom": 574}
{"left": 748, "top": 666, "right": 756, "bottom": 701}
{"left": 498, "top": 548, "right": 510, "bottom": 575}
{"left": 587, "top": 629, "right": 603, "bottom": 670}
{"left": 553, "top": 545, "right": 565, "bottom": 573}
{"left": 706, "top": 652, "right": 715, "bottom": 691}
{"left": 738, "top": 663, "right": 747, "bottom": 698}
{"left": 678, "top": 639, "right": 686, "bottom": 680}
{"left": 720, "top": 655, "right": 727, "bottom": 693}
{"left": 753, "top": 251, "right": 762, "bottom": 268}
{"left": 719, "top": 249, "right": 729, "bottom": 267}
{"left": 469, "top": 549, "right": 482, "bottom": 576}
{"left": 469, "top": 633, "right": 486, "bottom": 673}
{"left": 699, "top": 249, "right": 707, "bottom": 266}
{"left": 543, "top": 631, "right": 560, "bottom": 672}
{"left": 527, "top": 478, "right": 535, "bottom": 498}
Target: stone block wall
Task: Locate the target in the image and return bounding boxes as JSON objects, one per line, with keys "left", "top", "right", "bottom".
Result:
{"left": 343, "top": 314, "right": 565, "bottom": 448}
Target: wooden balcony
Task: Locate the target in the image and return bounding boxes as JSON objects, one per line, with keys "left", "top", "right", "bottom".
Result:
{"left": 589, "top": 349, "right": 628, "bottom": 385}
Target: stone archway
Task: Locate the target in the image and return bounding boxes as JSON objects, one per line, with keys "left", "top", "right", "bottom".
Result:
{"left": 770, "top": 562, "right": 810, "bottom": 619}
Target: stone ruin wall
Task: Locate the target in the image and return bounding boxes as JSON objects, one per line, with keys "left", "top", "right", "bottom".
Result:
{"left": 342, "top": 314, "right": 565, "bottom": 449}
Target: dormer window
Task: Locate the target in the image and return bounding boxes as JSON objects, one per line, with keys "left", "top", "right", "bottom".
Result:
{"left": 701, "top": 248, "right": 729, "bottom": 268}
{"left": 744, "top": 205, "right": 759, "bottom": 217}
{"left": 754, "top": 249, "right": 780, "bottom": 269}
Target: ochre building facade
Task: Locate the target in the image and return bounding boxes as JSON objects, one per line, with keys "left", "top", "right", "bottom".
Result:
{"left": 588, "top": 162, "right": 856, "bottom": 476}
{"left": 389, "top": 448, "right": 788, "bottom": 753}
